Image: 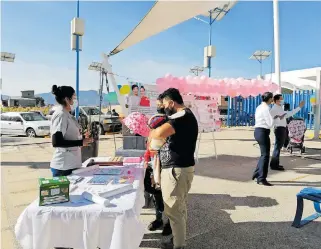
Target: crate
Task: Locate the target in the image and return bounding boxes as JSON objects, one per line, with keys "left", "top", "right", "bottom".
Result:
{"left": 123, "top": 136, "right": 146, "bottom": 150}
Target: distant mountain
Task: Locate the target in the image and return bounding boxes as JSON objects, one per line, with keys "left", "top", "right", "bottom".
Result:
{"left": 36, "top": 90, "right": 119, "bottom": 106}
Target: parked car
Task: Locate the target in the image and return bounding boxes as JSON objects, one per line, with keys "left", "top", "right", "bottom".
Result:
{"left": 0, "top": 112, "right": 51, "bottom": 137}
{"left": 47, "top": 106, "right": 122, "bottom": 135}
{"left": 77, "top": 106, "right": 122, "bottom": 135}
{"left": 30, "top": 110, "right": 48, "bottom": 119}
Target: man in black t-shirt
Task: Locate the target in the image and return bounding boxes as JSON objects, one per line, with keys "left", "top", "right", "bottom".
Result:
{"left": 150, "top": 88, "right": 198, "bottom": 249}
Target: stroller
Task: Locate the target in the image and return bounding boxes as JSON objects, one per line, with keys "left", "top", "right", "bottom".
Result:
{"left": 287, "top": 117, "right": 306, "bottom": 154}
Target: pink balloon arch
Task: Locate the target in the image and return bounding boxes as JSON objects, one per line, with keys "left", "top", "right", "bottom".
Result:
{"left": 156, "top": 74, "right": 279, "bottom": 97}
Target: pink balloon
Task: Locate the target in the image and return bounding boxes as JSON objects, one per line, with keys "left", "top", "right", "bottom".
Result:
{"left": 223, "top": 78, "right": 229, "bottom": 84}
{"left": 165, "top": 73, "right": 173, "bottom": 79}
{"left": 218, "top": 79, "right": 225, "bottom": 85}
{"left": 193, "top": 76, "right": 200, "bottom": 84}
{"left": 251, "top": 79, "right": 258, "bottom": 86}
{"left": 236, "top": 77, "right": 244, "bottom": 83}
{"left": 171, "top": 77, "right": 179, "bottom": 88}
{"left": 185, "top": 75, "right": 193, "bottom": 83}
{"left": 228, "top": 89, "right": 237, "bottom": 97}
{"left": 270, "top": 84, "right": 279, "bottom": 92}
{"left": 241, "top": 90, "right": 250, "bottom": 98}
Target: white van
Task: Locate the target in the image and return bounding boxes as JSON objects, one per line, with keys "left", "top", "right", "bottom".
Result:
{"left": 0, "top": 112, "right": 51, "bottom": 137}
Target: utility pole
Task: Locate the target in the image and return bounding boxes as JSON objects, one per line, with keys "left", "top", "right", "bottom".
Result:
{"left": 190, "top": 66, "right": 204, "bottom": 76}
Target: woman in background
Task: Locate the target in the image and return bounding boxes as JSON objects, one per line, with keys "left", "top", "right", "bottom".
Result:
{"left": 50, "top": 85, "right": 92, "bottom": 177}
{"left": 252, "top": 92, "right": 278, "bottom": 186}
{"left": 139, "top": 86, "right": 151, "bottom": 107}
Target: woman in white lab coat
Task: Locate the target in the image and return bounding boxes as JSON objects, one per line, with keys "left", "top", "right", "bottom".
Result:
{"left": 50, "top": 85, "right": 92, "bottom": 177}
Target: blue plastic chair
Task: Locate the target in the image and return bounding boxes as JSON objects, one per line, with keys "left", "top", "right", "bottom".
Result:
{"left": 292, "top": 187, "right": 321, "bottom": 228}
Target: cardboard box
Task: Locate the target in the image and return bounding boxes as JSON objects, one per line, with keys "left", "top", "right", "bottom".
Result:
{"left": 123, "top": 136, "right": 146, "bottom": 150}
{"left": 39, "top": 176, "right": 70, "bottom": 206}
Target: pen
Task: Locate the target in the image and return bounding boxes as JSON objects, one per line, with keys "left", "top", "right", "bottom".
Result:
{"left": 75, "top": 177, "right": 84, "bottom": 184}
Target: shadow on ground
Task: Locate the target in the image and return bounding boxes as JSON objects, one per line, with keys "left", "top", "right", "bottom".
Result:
{"left": 140, "top": 194, "right": 320, "bottom": 249}
{"left": 195, "top": 154, "right": 321, "bottom": 185}
{"left": 1, "top": 161, "right": 50, "bottom": 169}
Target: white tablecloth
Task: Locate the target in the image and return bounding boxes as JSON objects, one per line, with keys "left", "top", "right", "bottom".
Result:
{"left": 15, "top": 160, "right": 145, "bottom": 249}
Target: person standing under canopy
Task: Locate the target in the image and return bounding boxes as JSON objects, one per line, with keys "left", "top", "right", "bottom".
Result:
{"left": 150, "top": 88, "right": 198, "bottom": 249}
{"left": 269, "top": 94, "right": 304, "bottom": 170}
{"left": 50, "top": 85, "right": 93, "bottom": 249}
{"left": 252, "top": 92, "right": 278, "bottom": 186}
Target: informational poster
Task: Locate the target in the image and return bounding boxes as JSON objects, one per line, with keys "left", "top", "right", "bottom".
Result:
{"left": 128, "top": 84, "right": 157, "bottom": 117}
{"left": 127, "top": 85, "right": 221, "bottom": 132}
{"left": 183, "top": 94, "right": 221, "bottom": 133}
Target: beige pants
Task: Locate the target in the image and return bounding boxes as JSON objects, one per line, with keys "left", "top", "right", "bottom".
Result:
{"left": 161, "top": 166, "right": 194, "bottom": 248}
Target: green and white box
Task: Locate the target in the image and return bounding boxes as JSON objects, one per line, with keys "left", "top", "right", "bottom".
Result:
{"left": 39, "top": 176, "right": 70, "bottom": 206}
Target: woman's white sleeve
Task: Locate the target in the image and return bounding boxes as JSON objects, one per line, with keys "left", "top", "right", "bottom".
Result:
{"left": 51, "top": 113, "right": 68, "bottom": 136}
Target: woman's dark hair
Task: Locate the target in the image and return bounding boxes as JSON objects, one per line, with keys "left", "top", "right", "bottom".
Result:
{"left": 52, "top": 85, "right": 75, "bottom": 106}
{"left": 131, "top": 84, "right": 138, "bottom": 91}
{"left": 157, "top": 94, "right": 163, "bottom": 101}
{"left": 161, "top": 88, "right": 184, "bottom": 105}
{"left": 261, "top": 92, "right": 273, "bottom": 103}
{"left": 140, "top": 86, "right": 145, "bottom": 91}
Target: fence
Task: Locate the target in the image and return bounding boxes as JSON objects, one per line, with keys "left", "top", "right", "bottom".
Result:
{"left": 226, "top": 90, "right": 315, "bottom": 129}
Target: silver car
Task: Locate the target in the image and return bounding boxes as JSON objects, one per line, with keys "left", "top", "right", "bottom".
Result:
{"left": 0, "top": 112, "right": 51, "bottom": 137}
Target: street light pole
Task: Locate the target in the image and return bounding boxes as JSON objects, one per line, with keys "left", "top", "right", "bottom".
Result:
{"left": 190, "top": 66, "right": 204, "bottom": 76}
{"left": 1, "top": 52, "right": 15, "bottom": 105}
{"left": 71, "top": 0, "right": 84, "bottom": 118}
{"left": 88, "top": 62, "right": 110, "bottom": 117}
{"left": 249, "top": 50, "right": 271, "bottom": 78}
{"left": 75, "top": 0, "right": 80, "bottom": 118}
{"left": 208, "top": 11, "right": 213, "bottom": 77}
{"left": 194, "top": 4, "right": 235, "bottom": 78}
{"left": 273, "top": 0, "right": 281, "bottom": 93}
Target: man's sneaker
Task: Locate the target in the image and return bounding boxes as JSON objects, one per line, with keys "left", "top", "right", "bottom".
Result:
{"left": 147, "top": 219, "right": 163, "bottom": 231}
{"left": 162, "top": 221, "right": 172, "bottom": 236}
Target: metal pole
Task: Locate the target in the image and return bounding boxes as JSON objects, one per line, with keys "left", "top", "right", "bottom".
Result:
{"left": 75, "top": 0, "right": 80, "bottom": 118}
{"left": 0, "top": 78, "right": 2, "bottom": 103}
{"left": 98, "top": 69, "right": 103, "bottom": 131}
{"left": 273, "top": 0, "right": 281, "bottom": 93}
{"left": 227, "top": 96, "right": 231, "bottom": 127}
{"left": 314, "top": 69, "right": 321, "bottom": 140}
{"left": 208, "top": 11, "right": 213, "bottom": 78}
{"left": 260, "top": 60, "right": 262, "bottom": 78}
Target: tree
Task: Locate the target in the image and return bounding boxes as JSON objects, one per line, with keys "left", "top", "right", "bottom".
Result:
{"left": 35, "top": 97, "right": 45, "bottom": 107}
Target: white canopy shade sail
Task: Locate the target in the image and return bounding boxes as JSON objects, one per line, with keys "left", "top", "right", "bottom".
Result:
{"left": 264, "top": 67, "right": 321, "bottom": 91}
{"left": 109, "top": 0, "right": 237, "bottom": 56}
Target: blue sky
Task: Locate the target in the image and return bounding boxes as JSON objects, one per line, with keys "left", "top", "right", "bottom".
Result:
{"left": 2, "top": 1, "right": 321, "bottom": 95}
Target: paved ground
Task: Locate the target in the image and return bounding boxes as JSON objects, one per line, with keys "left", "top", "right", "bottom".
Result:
{"left": 1, "top": 128, "right": 321, "bottom": 249}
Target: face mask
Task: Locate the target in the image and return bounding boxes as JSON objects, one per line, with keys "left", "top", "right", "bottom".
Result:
{"left": 279, "top": 100, "right": 284, "bottom": 105}
{"left": 157, "top": 107, "right": 165, "bottom": 114}
{"left": 165, "top": 107, "right": 175, "bottom": 116}
{"left": 71, "top": 99, "right": 78, "bottom": 111}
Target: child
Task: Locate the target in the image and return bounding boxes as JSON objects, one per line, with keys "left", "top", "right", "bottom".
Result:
{"left": 143, "top": 113, "right": 170, "bottom": 233}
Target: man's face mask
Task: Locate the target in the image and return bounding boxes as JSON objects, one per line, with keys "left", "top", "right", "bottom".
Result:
{"left": 157, "top": 107, "right": 165, "bottom": 114}
{"left": 164, "top": 100, "right": 176, "bottom": 116}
